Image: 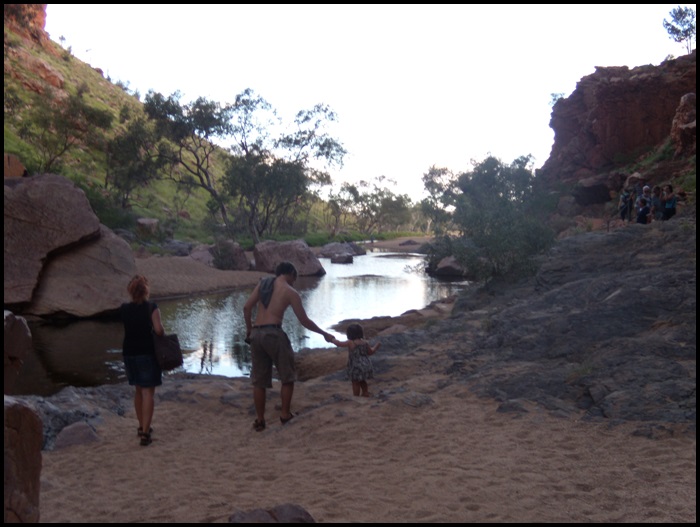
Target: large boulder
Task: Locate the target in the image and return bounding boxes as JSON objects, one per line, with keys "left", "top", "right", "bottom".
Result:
{"left": 4, "top": 396, "right": 43, "bottom": 523}
{"left": 253, "top": 240, "right": 326, "bottom": 277}
{"left": 24, "top": 226, "right": 136, "bottom": 318}
{"left": 4, "top": 312, "right": 32, "bottom": 395}
{"left": 210, "top": 240, "right": 250, "bottom": 270}
{"left": 4, "top": 174, "right": 100, "bottom": 306}
{"left": 317, "top": 241, "right": 366, "bottom": 258}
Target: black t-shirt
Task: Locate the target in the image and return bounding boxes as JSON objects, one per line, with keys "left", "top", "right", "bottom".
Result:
{"left": 120, "top": 301, "right": 157, "bottom": 357}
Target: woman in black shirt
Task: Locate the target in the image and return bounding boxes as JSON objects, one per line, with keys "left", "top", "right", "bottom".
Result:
{"left": 120, "top": 275, "right": 165, "bottom": 446}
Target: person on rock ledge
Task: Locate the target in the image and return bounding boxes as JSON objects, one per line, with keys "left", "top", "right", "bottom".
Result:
{"left": 243, "top": 261, "right": 335, "bottom": 432}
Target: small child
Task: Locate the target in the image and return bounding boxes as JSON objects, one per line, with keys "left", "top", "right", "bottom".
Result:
{"left": 636, "top": 197, "right": 651, "bottom": 224}
{"left": 332, "top": 323, "right": 381, "bottom": 397}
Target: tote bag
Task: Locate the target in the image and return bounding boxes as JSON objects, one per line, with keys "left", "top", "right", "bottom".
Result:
{"left": 153, "top": 332, "right": 183, "bottom": 371}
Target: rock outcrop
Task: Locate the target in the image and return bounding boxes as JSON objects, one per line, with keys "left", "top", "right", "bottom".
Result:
{"left": 382, "top": 213, "right": 696, "bottom": 433}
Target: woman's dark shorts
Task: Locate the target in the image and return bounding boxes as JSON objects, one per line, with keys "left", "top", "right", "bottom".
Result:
{"left": 123, "top": 354, "right": 162, "bottom": 387}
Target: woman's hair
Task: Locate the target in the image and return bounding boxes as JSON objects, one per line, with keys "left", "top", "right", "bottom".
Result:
{"left": 346, "top": 323, "right": 364, "bottom": 340}
{"left": 127, "top": 275, "right": 150, "bottom": 304}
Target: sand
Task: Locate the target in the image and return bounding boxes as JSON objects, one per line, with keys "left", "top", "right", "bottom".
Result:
{"left": 36, "top": 237, "right": 696, "bottom": 523}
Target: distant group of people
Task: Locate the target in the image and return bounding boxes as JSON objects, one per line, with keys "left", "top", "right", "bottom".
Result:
{"left": 619, "top": 182, "right": 678, "bottom": 225}
{"left": 120, "top": 261, "right": 381, "bottom": 444}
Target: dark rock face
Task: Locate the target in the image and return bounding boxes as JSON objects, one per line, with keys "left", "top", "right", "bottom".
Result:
{"left": 426, "top": 215, "right": 696, "bottom": 433}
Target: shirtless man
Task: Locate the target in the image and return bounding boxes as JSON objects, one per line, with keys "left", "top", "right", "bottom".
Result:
{"left": 243, "top": 261, "right": 334, "bottom": 431}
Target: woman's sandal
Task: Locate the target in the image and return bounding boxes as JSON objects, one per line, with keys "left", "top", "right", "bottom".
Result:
{"left": 253, "top": 419, "right": 266, "bottom": 432}
{"left": 139, "top": 432, "right": 152, "bottom": 446}
{"left": 137, "top": 426, "right": 153, "bottom": 437}
{"left": 280, "top": 413, "right": 296, "bottom": 425}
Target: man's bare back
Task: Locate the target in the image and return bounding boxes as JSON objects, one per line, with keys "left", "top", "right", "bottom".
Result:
{"left": 249, "top": 275, "right": 298, "bottom": 326}
{"left": 244, "top": 269, "right": 332, "bottom": 340}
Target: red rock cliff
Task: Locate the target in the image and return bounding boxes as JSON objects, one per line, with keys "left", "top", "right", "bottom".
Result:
{"left": 539, "top": 51, "right": 696, "bottom": 184}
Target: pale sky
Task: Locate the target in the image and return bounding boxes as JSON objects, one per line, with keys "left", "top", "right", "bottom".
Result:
{"left": 44, "top": 4, "right": 694, "bottom": 201}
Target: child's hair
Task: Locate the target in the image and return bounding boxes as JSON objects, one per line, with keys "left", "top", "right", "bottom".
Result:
{"left": 639, "top": 197, "right": 647, "bottom": 206}
{"left": 346, "top": 323, "right": 364, "bottom": 340}
{"left": 127, "top": 275, "right": 150, "bottom": 304}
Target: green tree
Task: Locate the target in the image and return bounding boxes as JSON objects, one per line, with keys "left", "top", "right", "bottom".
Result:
{"left": 224, "top": 89, "right": 346, "bottom": 243}
{"left": 663, "top": 6, "right": 696, "bottom": 54}
{"left": 224, "top": 149, "right": 308, "bottom": 242}
{"left": 339, "top": 176, "right": 412, "bottom": 235}
{"left": 18, "top": 89, "right": 113, "bottom": 173}
{"left": 435, "top": 155, "right": 554, "bottom": 282}
{"left": 143, "top": 90, "right": 234, "bottom": 229}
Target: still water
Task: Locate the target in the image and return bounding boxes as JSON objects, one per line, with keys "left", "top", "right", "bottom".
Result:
{"left": 14, "top": 250, "right": 467, "bottom": 396}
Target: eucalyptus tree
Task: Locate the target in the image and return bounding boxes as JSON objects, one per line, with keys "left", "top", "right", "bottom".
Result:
{"left": 224, "top": 89, "right": 346, "bottom": 243}
{"left": 143, "top": 90, "right": 235, "bottom": 229}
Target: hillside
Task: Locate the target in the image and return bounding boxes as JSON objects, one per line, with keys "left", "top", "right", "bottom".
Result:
{"left": 4, "top": 6, "right": 218, "bottom": 242}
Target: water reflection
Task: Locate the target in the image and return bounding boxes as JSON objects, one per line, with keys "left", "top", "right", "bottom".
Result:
{"left": 12, "top": 250, "right": 466, "bottom": 396}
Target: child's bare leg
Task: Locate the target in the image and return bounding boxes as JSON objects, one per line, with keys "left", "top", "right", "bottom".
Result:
{"left": 360, "top": 381, "right": 370, "bottom": 397}
{"left": 351, "top": 381, "right": 361, "bottom": 396}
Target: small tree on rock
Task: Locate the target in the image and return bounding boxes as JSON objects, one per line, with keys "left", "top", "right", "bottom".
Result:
{"left": 663, "top": 6, "right": 696, "bottom": 54}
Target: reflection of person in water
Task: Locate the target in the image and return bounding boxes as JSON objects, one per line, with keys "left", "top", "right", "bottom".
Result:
{"left": 243, "top": 261, "right": 335, "bottom": 432}
{"left": 200, "top": 340, "right": 214, "bottom": 374}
